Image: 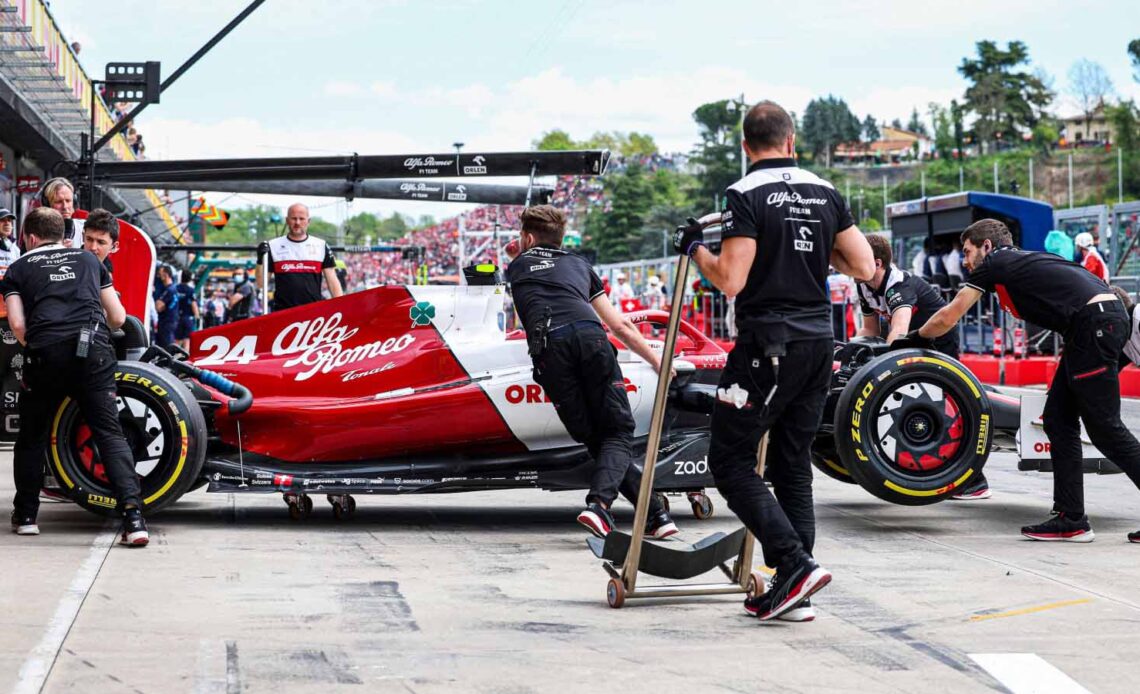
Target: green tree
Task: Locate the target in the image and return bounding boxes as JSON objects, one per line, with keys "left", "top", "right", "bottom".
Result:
{"left": 958, "top": 40, "right": 1054, "bottom": 153}
{"left": 307, "top": 217, "right": 339, "bottom": 243}
{"left": 800, "top": 95, "right": 860, "bottom": 167}
{"left": 950, "top": 100, "right": 965, "bottom": 157}
{"left": 1129, "top": 38, "right": 1140, "bottom": 83}
{"left": 690, "top": 99, "right": 743, "bottom": 205}
{"left": 861, "top": 114, "right": 880, "bottom": 142}
{"left": 1107, "top": 101, "right": 1140, "bottom": 198}
{"left": 583, "top": 163, "right": 655, "bottom": 262}
{"left": 906, "top": 107, "right": 929, "bottom": 136}
{"left": 890, "top": 118, "right": 903, "bottom": 130}
{"left": 534, "top": 129, "right": 576, "bottom": 150}
{"left": 928, "top": 103, "right": 954, "bottom": 160}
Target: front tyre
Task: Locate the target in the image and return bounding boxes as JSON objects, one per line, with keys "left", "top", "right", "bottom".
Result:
{"left": 834, "top": 349, "right": 992, "bottom": 506}
{"left": 48, "top": 361, "right": 207, "bottom": 516}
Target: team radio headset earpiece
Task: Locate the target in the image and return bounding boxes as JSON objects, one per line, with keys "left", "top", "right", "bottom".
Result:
{"left": 36, "top": 177, "right": 75, "bottom": 209}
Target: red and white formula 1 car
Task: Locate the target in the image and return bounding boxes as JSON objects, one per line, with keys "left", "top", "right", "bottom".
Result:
{"left": 32, "top": 273, "right": 728, "bottom": 520}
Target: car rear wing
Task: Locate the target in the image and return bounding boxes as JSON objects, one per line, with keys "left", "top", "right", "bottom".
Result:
{"left": 91, "top": 150, "right": 611, "bottom": 184}
{"left": 108, "top": 179, "right": 553, "bottom": 206}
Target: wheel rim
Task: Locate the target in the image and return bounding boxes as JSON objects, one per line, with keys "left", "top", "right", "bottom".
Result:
{"left": 55, "top": 389, "right": 184, "bottom": 501}
{"left": 873, "top": 380, "right": 964, "bottom": 475}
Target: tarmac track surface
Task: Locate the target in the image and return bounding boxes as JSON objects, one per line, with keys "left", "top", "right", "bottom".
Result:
{"left": 2, "top": 412, "right": 1140, "bottom": 693}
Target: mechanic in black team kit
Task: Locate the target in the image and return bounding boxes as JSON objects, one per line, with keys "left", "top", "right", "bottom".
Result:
{"left": 855, "top": 234, "right": 991, "bottom": 500}
{"left": 914, "top": 218, "right": 1140, "bottom": 543}
{"left": 3, "top": 209, "right": 148, "bottom": 545}
{"left": 506, "top": 205, "right": 679, "bottom": 540}
{"left": 257, "top": 203, "right": 344, "bottom": 311}
{"left": 674, "top": 101, "right": 875, "bottom": 621}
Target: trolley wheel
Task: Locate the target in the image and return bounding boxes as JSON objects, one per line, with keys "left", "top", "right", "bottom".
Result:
{"left": 653, "top": 492, "right": 670, "bottom": 513}
{"left": 689, "top": 492, "right": 714, "bottom": 520}
{"left": 330, "top": 494, "right": 357, "bottom": 521}
{"left": 747, "top": 570, "right": 768, "bottom": 598}
{"left": 286, "top": 494, "right": 313, "bottom": 520}
{"left": 606, "top": 578, "right": 626, "bottom": 609}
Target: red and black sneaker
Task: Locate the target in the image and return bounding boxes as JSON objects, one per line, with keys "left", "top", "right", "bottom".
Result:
{"left": 1128, "top": 530, "right": 1139, "bottom": 544}
{"left": 576, "top": 503, "right": 616, "bottom": 538}
{"left": 751, "top": 555, "right": 832, "bottom": 622}
{"left": 645, "top": 510, "right": 679, "bottom": 540}
{"left": 1021, "top": 512, "right": 1094, "bottom": 542}
{"left": 950, "top": 474, "right": 992, "bottom": 501}
{"left": 120, "top": 508, "right": 149, "bottom": 547}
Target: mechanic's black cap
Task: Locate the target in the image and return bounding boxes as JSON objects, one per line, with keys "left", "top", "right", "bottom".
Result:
{"left": 0, "top": 208, "right": 14, "bottom": 220}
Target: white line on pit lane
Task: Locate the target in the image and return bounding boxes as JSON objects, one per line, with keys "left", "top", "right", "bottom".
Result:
{"left": 970, "top": 653, "right": 1092, "bottom": 694}
{"left": 12, "top": 526, "right": 116, "bottom": 694}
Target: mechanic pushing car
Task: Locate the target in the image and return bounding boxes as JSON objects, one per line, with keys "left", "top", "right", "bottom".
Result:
{"left": 505, "top": 205, "right": 679, "bottom": 540}
{"left": 256, "top": 203, "right": 343, "bottom": 311}
{"left": 855, "top": 234, "right": 991, "bottom": 501}
{"left": 673, "top": 100, "right": 875, "bottom": 621}
{"left": 3, "top": 208, "right": 149, "bottom": 545}
{"left": 913, "top": 218, "right": 1140, "bottom": 543}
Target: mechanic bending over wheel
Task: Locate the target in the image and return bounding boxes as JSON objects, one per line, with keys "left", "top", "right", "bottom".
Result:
{"left": 674, "top": 100, "right": 875, "bottom": 621}
{"left": 913, "top": 218, "right": 1140, "bottom": 543}
{"left": 505, "top": 205, "right": 679, "bottom": 540}
{"left": 2, "top": 208, "right": 149, "bottom": 546}
{"left": 856, "top": 234, "right": 990, "bottom": 501}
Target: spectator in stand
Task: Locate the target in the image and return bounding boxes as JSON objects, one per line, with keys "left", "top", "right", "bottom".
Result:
{"left": 1075, "top": 232, "right": 1109, "bottom": 282}
{"left": 642, "top": 274, "right": 667, "bottom": 310}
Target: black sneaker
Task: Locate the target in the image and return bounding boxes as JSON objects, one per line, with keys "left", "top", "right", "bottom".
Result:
{"left": 950, "top": 474, "right": 992, "bottom": 501}
{"left": 645, "top": 510, "right": 678, "bottom": 540}
{"left": 10, "top": 511, "right": 39, "bottom": 536}
{"left": 120, "top": 508, "right": 149, "bottom": 547}
{"left": 1128, "top": 530, "right": 1139, "bottom": 544}
{"left": 750, "top": 554, "right": 832, "bottom": 622}
{"left": 1021, "top": 512, "right": 1094, "bottom": 542}
{"left": 576, "top": 503, "right": 616, "bottom": 538}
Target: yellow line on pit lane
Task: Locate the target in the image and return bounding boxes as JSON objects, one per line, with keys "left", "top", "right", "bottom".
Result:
{"left": 969, "top": 598, "right": 1092, "bottom": 622}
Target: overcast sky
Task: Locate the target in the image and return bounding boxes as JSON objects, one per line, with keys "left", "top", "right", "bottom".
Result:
{"left": 49, "top": 0, "right": 1140, "bottom": 222}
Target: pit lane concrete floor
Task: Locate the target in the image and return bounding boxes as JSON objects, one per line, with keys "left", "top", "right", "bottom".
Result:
{"left": 2, "top": 447, "right": 1140, "bottom": 693}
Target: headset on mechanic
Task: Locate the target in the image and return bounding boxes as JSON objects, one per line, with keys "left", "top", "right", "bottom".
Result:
{"left": 673, "top": 100, "right": 875, "bottom": 621}
{"left": 505, "top": 205, "right": 680, "bottom": 541}
{"left": 913, "top": 218, "right": 1140, "bottom": 544}
{"left": 2, "top": 207, "right": 150, "bottom": 546}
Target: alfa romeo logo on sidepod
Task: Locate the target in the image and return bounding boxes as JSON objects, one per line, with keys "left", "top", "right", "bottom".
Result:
{"left": 410, "top": 301, "right": 435, "bottom": 327}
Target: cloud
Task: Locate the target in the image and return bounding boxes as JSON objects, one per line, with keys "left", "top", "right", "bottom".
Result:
{"left": 323, "top": 81, "right": 366, "bottom": 97}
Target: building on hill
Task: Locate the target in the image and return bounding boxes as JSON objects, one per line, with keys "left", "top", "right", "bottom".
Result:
{"left": 833, "top": 126, "right": 934, "bottom": 166}
{"left": 1060, "top": 104, "right": 1116, "bottom": 146}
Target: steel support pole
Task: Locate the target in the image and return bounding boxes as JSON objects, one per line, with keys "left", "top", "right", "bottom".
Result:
{"left": 1069, "top": 152, "right": 1074, "bottom": 209}
{"left": 882, "top": 175, "right": 888, "bottom": 228}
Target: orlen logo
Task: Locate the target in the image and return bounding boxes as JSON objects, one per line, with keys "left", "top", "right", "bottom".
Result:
{"left": 463, "top": 155, "right": 487, "bottom": 175}
{"left": 446, "top": 184, "right": 468, "bottom": 201}
{"left": 1033, "top": 442, "right": 1051, "bottom": 453}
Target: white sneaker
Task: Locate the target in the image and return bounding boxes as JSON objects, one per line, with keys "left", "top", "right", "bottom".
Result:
{"left": 11, "top": 513, "right": 39, "bottom": 535}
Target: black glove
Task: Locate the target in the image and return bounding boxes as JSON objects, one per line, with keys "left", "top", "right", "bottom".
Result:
{"left": 256, "top": 241, "right": 270, "bottom": 262}
{"left": 891, "top": 329, "right": 935, "bottom": 351}
{"left": 672, "top": 218, "right": 704, "bottom": 257}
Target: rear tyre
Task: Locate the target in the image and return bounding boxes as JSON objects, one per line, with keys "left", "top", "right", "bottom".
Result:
{"left": 833, "top": 349, "right": 992, "bottom": 506}
{"left": 810, "top": 438, "right": 856, "bottom": 485}
{"left": 47, "top": 361, "right": 206, "bottom": 516}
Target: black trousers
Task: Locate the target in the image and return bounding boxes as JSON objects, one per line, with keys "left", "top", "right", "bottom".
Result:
{"left": 533, "top": 322, "right": 664, "bottom": 515}
{"left": 13, "top": 338, "right": 141, "bottom": 518}
{"left": 1043, "top": 300, "right": 1140, "bottom": 516}
{"left": 708, "top": 337, "right": 832, "bottom": 570}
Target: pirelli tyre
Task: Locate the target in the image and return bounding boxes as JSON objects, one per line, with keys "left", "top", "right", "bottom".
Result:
{"left": 47, "top": 361, "right": 207, "bottom": 516}
{"left": 810, "top": 438, "right": 856, "bottom": 484}
{"left": 834, "top": 348, "right": 993, "bottom": 506}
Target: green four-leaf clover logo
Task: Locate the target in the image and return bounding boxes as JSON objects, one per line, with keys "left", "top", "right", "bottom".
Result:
{"left": 410, "top": 301, "right": 435, "bottom": 327}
